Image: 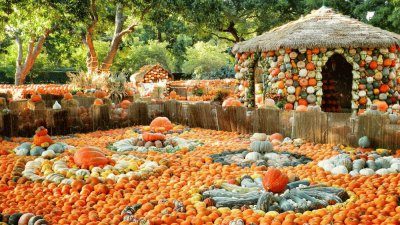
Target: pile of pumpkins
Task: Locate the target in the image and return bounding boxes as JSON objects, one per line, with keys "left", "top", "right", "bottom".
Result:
{"left": 110, "top": 100, "right": 130, "bottom": 124}
{"left": 234, "top": 46, "right": 400, "bottom": 111}
{"left": 22, "top": 146, "right": 162, "bottom": 185}
{"left": 318, "top": 153, "right": 400, "bottom": 176}
{"left": 211, "top": 132, "right": 311, "bottom": 167}
{"left": 0, "top": 212, "right": 47, "bottom": 225}
{"left": 14, "top": 127, "right": 70, "bottom": 158}
{"left": 193, "top": 168, "right": 352, "bottom": 213}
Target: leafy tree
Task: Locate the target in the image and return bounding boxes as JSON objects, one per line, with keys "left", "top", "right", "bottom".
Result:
{"left": 182, "top": 41, "right": 233, "bottom": 79}
{"left": 112, "top": 40, "right": 175, "bottom": 73}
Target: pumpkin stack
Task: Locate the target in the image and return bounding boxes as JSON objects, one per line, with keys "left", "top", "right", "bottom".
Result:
{"left": 27, "top": 94, "right": 45, "bottom": 110}
{"left": 61, "top": 92, "right": 79, "bottom": 108}
{"left": 32, "top": 126, "right": 53, "bottom": 148}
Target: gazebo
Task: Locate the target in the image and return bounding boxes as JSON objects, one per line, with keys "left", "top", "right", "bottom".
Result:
{"left": 232, "top": 7, "right": 400, "bottom": 113}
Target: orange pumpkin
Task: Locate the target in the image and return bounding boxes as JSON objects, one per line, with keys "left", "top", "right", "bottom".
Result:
{"left": 35, "top": 126, "right": 48, "bottom": 136}
{"left": 358, "top": 97, "right": 367, "bottom": 105}
{"left": 277, "top": 81, "right": 285, "bottom": 89}
{"left": 308, "top": 78, "right": 317, "bottom": 86}
{"left": 298, "top": 99, "right": 308, "bottom": 106}
{"left": 94, "top": 98, "right": 104, "bottom": 105}
{"left": 94, "top": 90, "right": 107, "bottom": 98}
{"left": 222, "top": 98, "right": 242, "bottom": 107}
{"left": 120, "top": 100, "right": 131, "bottom": 109}
{"left": 311, "top": 48, "right": 320, "bottom": 54}
{"left": 284, "top": 103, "right": 293, "bottom": 111}
{"left": 73, "top": 147, "right": 109, "bottom": 167}
{"left": 296, "top": 105, "right": 308, "bottom": 112}
{"left": 31, "top": 94, "right": 42, "bottom": 102}
{"left": 33, "top": 134, "right": 53, "bottom": 146}
{"left": 142, "top": 132, "right": 166, "bottom": 142}
{"left": 383, "top": 59, "right": 393, "bottom": 67}
{"left": 306, "top": 62, "right": 315, "bottom": 71}
{"left": 379, "top": 84, "right": 389, "bottom": 93}
{"left": 262, "top": 168, "right": 289, "bottom": 193}
{"left": 76, "top": 91, "right": 84, "bottom": 96}
{"left": 369, "top": 61, "right": 378, "bottom": 70}
{"left": 375, "top": 101, "right": 388, "bottom": 112}
{"left": 299, "top": 78, "right": 308, "bottom": 87}
{"left": 169, "top": 91, "right": 177, "bottom": 99}
{"left": 261, "top": 52, "right": 268, "bottom": 59}
{"left": 269, "top": 133, "right": 284, "bottom": 141}
{"left": 389, "top": 45, "right": 397, "bottom": 53}
{"left": 64, "top": 93, "right": 73, "bottom": 100}
{"left": 150, "top": 117, "right": 173, "bottom": 131}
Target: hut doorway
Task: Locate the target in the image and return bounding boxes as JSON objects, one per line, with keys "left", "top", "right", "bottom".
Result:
{"left": 321, "top": 53, "right": 353, "bottom": 113}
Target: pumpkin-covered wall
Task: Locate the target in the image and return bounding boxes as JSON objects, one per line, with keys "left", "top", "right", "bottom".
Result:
{"left": 234, "top": 46, "right": 400, "bottom": 113}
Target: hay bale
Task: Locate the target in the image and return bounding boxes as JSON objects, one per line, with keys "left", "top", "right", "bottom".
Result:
{"left": 91, "top": 104, "right": 110, "bottom": 130}
{"left": 46, "top": 109, "right": 68, "bottom": 135}
{"left": 27, "top": 100, "right": 46, "bottom": 110}
{"left": 128, "top": 102, "right": 149, "bottom": 125}
{"left": 61, "top": 99, "right": 79, "bottom": 108}
{"left": 0, "top": 97, "right": 7, "bottom": 110}
{"left": 9, "top": 100, "right": 27, "bottom": 112}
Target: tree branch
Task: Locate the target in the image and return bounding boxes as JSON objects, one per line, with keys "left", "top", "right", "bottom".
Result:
{"left": 210, "top": 32, "right": 237, "bottom": 43}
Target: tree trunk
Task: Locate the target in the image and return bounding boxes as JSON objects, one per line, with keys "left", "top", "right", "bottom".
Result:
{"left": 14, "top": 35, "right": 23, "bottom": 85}
{"left": 14, "top": 30, "right": 52, "bottom": 84}
{"left": 100, "top": 3, "right": 137, "bottom": 72}
{"left": 85, "top": 0, "right": 99, "bottom": 74}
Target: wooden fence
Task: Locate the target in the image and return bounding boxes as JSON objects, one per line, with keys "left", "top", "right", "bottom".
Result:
{"left": 0, "top": 98, "right": 399, "bottom": 149}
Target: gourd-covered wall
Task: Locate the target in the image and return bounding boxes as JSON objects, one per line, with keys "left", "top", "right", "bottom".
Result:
{"left": 235, "top": 46, "right": 400, "bottom": 112}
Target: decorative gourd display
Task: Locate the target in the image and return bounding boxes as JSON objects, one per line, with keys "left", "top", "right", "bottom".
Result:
{"left": 73, "top": 147, "right": 110, "bottom": 168}
{"left": 250, "top": 140, "right": 273, "bottom": 153}
{"left": 33, "top": 127, "right": 53, "bottom": 147}
{"left": 262, "top": 168, "right": 289, "bottom": 193}
{"left": 149, "top": 117, "right": 173, "bottom": 132}
{"left": 18, "top": 213, "right": 35, "bottom": 225}
{"left": 142, "top": 132, "right": 166, "bottom": 142}
{"left": 8, "top": 213, "right": 23, "bottom": 225}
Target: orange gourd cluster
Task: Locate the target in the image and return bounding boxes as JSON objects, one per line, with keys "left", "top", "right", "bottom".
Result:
{"left": 0, "top": 126, "right": 399, "bottom": 225}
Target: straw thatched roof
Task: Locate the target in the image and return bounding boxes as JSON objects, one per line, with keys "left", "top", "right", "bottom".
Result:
{"left": 232, "top": 6, "right": 400, "bottom": 53}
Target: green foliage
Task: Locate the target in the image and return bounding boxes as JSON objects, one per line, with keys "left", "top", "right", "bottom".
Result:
{"left": 113, "top": 40, "right": 175, "bottom": 73}
{"left": 182, "top": 41, "right": 233, "bottom": 79}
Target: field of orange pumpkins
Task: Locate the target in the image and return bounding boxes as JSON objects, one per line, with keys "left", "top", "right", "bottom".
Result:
{"left": 0, "top": 116, "right": 399, "bottom": 225}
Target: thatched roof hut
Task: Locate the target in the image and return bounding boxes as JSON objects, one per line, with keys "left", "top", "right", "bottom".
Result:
{"left": 232, "top": 7, "right": 400, "bottom": 113}
{"left": 232, "top": 6, "right": 400, "bottom": 53}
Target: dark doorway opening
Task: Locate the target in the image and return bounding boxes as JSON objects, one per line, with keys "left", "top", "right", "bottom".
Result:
{"left": 321, "top": 53, "right": 353, "bottom": 113}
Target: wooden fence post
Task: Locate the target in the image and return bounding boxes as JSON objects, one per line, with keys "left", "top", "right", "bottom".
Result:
{"left": 128, "top": 102, "right": 150, "bottom": 125}
{"left": 46, "top": 109, "right": 69, "bottom": 135}
{"left": 91, "top": 105, "right": 110, "bottom": 130}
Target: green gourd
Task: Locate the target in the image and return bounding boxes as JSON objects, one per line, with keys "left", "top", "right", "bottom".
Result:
{"left": 8, "top": 213, "right": 23, "bottom": 225}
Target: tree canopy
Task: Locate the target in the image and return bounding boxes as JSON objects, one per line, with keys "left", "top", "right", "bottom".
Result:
{"left": 0, "top": 0, "right": 399, "bottom": 83}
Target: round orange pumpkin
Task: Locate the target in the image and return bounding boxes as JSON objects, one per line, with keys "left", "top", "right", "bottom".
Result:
{"left": 94, "top": 98, "right": 104, "bottom": 105}
{"left": 64, "top": 92, "right": 73, "bottom": 100}
{"left": 296, "top": 105, "right": 308, "bottom": 112}
{"left": 150, "top": 117, "right": 173, "bottom": 131}
{"left": 31, "top": 94, "right": 42, "bottom": 102}
{"left": 379, "top": 84, "right": 389, "bottom": 93}
{"left": 222, "top": 98, "right": 242, "bottom": 107}
{"left": 120, "top": 100, "right": 131, "bottom": 109}
{"left": 73, "top": 147, "right": 109, "bottom": 168}
{"left": 35, "top": 126, "right": 48, "bottom": 136}
{"left": 269, "top": 133, "right": 284, "bottom": 141}
{"left": 369, "top": 61, "right": 378, "bottom": 70}
{"left": 306, "top": 62, "right": 315, "bottom": 71}
{"left": 375, "top": 101, "right": 388, "bottom": 112}
{"left": 94, "top": 90, "right": 107, "bottom": 98}
{"left": 142, "top": 132, "right": 166, "bottom": 142}
{"left": 262, "top": 168, "right": 289, "bottom": 193}
{"left": 169, "top": 91, "right": 177, "bottom": 99}
{"left": 298, "top": 99, "right": 308, "bottom": 106}
{"left": 33, "top": 134, "right": 53, "bottom": 146}
{"left": 284, "top": 103, "right": 293, "bottom": 111}
{"left": 383, "top": 59, "right": 393, "bottom": 67}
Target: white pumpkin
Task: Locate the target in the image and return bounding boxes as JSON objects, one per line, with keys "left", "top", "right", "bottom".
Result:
{"left": 245, "top": 152, "right": 262, "bottom": 161}
{"left": 349, "top": 170, "right": 359, "bottom": 177}
{"left": 41, "top": 150, "right": 56, "bottom": 158}
{"left": 359, "top": 168, "right": 375, "bottom": 176}
{"left": 375, "top": 168, "right": 390, "bottom": 175}
{"left": 390, "top": 163, "right": 400, "bottom": 172}
{"left": 331, "top": 165, "right": 348, "bottom": 175}
{"left": 250, "top": 133, "right": 268, "bottom": 141}
{"left": 76, "top": 169, "right": 90, "bottom": 177}
{"left": 15, "top": 147, "right": 30, "bottom": 156}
